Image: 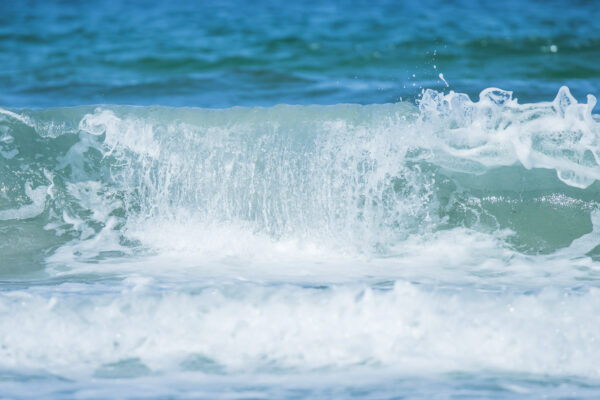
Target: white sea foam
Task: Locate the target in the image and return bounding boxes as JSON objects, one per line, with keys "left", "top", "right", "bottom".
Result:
{"left": 1, "top": 88, "right": 600, "bottom": 394}
{"left": 0, "top": 182, "right": 49, "bottom": 221}
{"left": 418, "top": 86, "right": 600, "bottom": 188}
{"left": 0, "top": 281, "right": 599, "bottom": 379}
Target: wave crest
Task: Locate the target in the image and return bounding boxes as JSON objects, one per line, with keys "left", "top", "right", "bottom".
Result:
{"left": 418, "top": 86, "right": 600, "bottom": 188}
{"left": 0, "top": 87, "right": 599, "bottom": 267}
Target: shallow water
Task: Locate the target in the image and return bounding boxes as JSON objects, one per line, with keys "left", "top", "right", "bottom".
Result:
{"left": 1, "top": 0, "right": 600, "bottom": 399}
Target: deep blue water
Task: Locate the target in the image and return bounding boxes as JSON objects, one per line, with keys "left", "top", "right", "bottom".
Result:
{"left": 1, "top": 0, "right": 599, "bottom": 108}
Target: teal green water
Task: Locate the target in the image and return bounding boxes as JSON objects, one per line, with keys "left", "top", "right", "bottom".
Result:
{"left": 1, "top": 1, "right": 600, "bottom": 399}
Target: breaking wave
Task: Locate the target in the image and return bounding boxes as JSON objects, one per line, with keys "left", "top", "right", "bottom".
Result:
{"left": 1, "top": 86, "right": 598, "bottom": 270}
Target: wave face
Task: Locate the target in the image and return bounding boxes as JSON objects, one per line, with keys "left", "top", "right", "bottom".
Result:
{"left": 1, "top": 87, "right": 599, "bottom": 264}
{"left": 1, "top": 88, "right": 600, "bottom": 398}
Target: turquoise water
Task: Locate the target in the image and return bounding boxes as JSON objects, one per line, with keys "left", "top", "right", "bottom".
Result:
{"left": 2, "top": 0, "right": 599, "bottom": 108}
{"left": 1, "top": 1, "right": 600, "bottom": 399}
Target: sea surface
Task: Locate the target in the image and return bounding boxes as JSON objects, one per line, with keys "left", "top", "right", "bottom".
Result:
{"left": 1, "top": 0, "right": 600, "bottom": 399}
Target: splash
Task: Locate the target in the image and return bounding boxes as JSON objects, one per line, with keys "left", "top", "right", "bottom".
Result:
{"left": 1, "top": 88, "right": 600, "bottom": 398}
{"left": 0, "top": 87, "right": 598, "bottom": 269}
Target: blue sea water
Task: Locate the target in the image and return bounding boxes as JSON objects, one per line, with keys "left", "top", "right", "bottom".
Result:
{"left": 1, "top": 0, "right": 600, "bottom": 399}
{"left": 2, "top": 0, "right": 600, "bottom": 108}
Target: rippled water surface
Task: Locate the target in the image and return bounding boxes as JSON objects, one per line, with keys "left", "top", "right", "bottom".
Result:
{"left": 2, "top": 0, "right": 600, "bottom": 108}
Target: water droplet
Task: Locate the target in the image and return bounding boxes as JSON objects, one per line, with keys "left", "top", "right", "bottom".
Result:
{"left": 439, "top": 73, "right": 449, "bottom": 88}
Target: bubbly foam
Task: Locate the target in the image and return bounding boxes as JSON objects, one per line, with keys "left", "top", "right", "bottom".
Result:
{"left": 0, "top": 281, "right": 599, "bottom": 379}
{"left": 0, "top": 182, "right": 49, "bottom": 221}
{"left": 1, "top": 89, "right": 600, "bottom": 396}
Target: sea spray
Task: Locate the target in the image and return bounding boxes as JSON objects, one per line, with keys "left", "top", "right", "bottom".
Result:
{"left": 1, "top": 87, "right": 599, "bottom": 266}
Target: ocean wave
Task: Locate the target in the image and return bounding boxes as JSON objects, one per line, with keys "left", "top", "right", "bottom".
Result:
{"left": 0, "top": 87, "right": 599, "bottom": 273}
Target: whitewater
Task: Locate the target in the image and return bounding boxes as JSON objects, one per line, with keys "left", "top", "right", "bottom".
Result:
{"left": 1, "top": 86, "right": 600, "bottom": 398}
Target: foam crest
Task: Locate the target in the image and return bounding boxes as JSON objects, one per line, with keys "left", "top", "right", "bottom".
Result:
{"left": 80, "top": 109, "right": 161, "bottom": 157}
{"left": 0, "top": 107, "right": 33, "bottom": 127}
{"left": 78, "top": 104, "right": 436, "bottom": 253}
{"left": 0, "top": 87, "right": 598, "bottom": 269}
{"left": 419, "top": 86, "right": 600, "bottom": 188}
